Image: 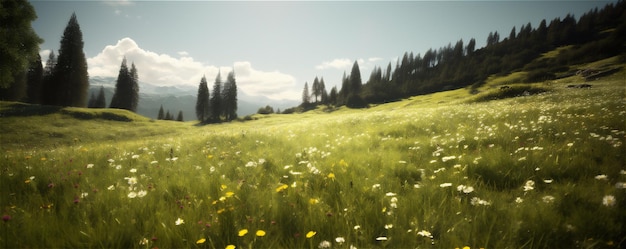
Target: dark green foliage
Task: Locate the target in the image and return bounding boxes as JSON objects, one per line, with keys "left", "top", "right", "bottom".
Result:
{"left": 26, "top": 54, "right": 43, "bottom": 104}
{"left": 110, "top": 58, "right": 139, "bottom": 112}
{"left": 157, "top": 105, "right": 164, "bottom": 120}
{"left": 50, "top": 13, "right": 90, "bottom": 107}
{"left": 222, "top": 71, "right": 238, "bottom": 121}
{"left": 471, "top": 85, "right": 549, "bottom": 102}
{"left": 210, "top": 72, "right": 222, "bottom": 121}
{"left": 94, "top": 86, "right": 106, "bottom": 108}
{"left": 257, "top": 105, "right": 274, "bottom": 114}
{"left": 195, "top": 76, "right": 210, "bottom": 122}
{"left": 0, "top": 0, "right": 42, "bottom": 89}
{"left": 176, "top": 111, "right": 183, "bottom": 122}
{"left": 301, "top": 82, "right": 310, "bottom": 105}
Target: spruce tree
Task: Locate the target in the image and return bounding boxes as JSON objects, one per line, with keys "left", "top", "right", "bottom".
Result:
{"left": 109, "top": 57, "right": 131, "bottom": 110}
{"left": 41, "top": 51, "right": 57, "bottom": 105}
{"left": 195, "top": 76, "right": 210, "bottom": 122}
{"left": 176, "top": 111, "right": 184, "bottom": 122}
{"left": 129, "top": 63, "right": 139, "bottom": 112}
{"left": 94, "top": 86, "right": 106, "bottom": 108}
{"left": 302, "top": 82, "right": 310, "bottom": 105}
{"left": 88, "top": 92, "right": 96, "bottom": 108}
{"left": 349, "top": 61, "right": 362, "bottom": 94}
{"left": 157, "top": 105, "right": 164, "bottom": 120}
{"left": 26, "top": 54, "right": 43, "bottom": 104}
{"left": 54, "top": 13, "right": 89, "bottom": 107}
{"left": 210, "top": 71, "right": 222, "bottom": 121}
{"left": 320, "top": 77, "right": 328, "bottom": 104}
{"left": 222, "top": 71, "right": 238, "bottom": 121}
{"left": 312, "top": 77, "right": 320, "bottom": 103}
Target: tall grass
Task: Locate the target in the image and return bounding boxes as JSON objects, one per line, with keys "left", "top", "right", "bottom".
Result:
{"left": 1, "top": 73, "right": 625, "bottom": 248}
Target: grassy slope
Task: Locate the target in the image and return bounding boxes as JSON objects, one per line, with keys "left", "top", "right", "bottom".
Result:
{"left": 0, "top": 58, "right": 625, "bottom": 248}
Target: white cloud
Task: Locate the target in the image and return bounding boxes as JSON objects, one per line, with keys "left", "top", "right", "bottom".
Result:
{"left": 315, "top": 58, "right": 353, "bottom": 70}
{"left": 85, "top": 37, "right": 298, "bottom": 100}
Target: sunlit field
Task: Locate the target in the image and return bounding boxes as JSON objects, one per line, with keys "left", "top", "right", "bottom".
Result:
{"left": 1, "top": 67, "right": 625, "bottom": 248}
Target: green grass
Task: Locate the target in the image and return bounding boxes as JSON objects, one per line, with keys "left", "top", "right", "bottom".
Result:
{"left": 1, "top": 66, "right": 625, "bottom": 248}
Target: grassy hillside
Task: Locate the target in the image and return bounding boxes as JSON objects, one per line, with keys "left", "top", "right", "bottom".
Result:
{"left": 0, "top": 62, "right": 625, "bottom": 248}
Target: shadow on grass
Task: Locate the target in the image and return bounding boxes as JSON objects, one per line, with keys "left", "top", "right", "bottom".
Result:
{"left": 0, "top": 102, "right": 62, "bottom": 117}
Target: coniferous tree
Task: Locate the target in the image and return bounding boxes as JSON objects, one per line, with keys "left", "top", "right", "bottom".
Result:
{"left": 0, "top": 0, "right": 42, "bottom": 90}
{"left": 302, "top": 82, "right": 310, "bottom": 105}
{"left": 165, "top": 110, "right": 171, "bottom": 120}
{"left": 53, "top": 13, "right": 89, "bottom": 107}
{"left": 319, "top": 77, "right": 328, "bottom": 104}
{"left": 157, "top": 105, "right": 164, "bottom": 120}
{"left": 195, "top": 76, "right": 210, "bottom": 122}
{"left": 110, "top": 57, "right": 131, "bottom": 110}
{"left": 176, "top": 111, "right": 184, "bottom": 122}
{"left": 26, "top": 54, "right": 43, "bottom": 104}
{"left": 329, "top": 86, "right": 338, "bottom": 106}
{"left": 41, "top": 51, "right": 57, "bottom": 105}
{"left": 94, "top": 86, "right": 106, "bottom": 108}
{"left": 222, "top": 71, "right": 238, "bottom": 121}
{"left": 210, "top": 71, "right": 222, "bottom": 121}
{"left": 349, "top": 61, "right": 362, "bottom": 94}
{"left": 129, "top": 63, "right": 139, "bottom": 112}
{"left": 88, "top": 92, "right": 96, "bottom": 108}
{"left": 311, "top": 77, "right": 320, "bottom": 103}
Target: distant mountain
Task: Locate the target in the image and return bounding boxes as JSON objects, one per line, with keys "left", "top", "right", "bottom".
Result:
{"left": 88, "top": 76, "right": 298, "bottom": 120}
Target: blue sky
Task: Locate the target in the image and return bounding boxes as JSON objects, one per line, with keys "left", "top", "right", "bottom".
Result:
{"left": 31, "top": 0, "right": 614, "bottom": 100}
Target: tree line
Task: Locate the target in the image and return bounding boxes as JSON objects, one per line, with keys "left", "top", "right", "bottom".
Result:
{"left": 195, "top": 71, "right": 238, "bottom": 123}
{"left": 296, "top": 0, "right": 625, "bottom": 110}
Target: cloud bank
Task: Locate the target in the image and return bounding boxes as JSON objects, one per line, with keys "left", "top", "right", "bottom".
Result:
{"left": 84, "top": 37, "right": 298, "bottom": 100}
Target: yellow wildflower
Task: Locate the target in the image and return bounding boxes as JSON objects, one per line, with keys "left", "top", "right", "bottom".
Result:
{"left": 306, "top": 231, "right": 316, "bottom": 238}
{"left": 256, "top": 230, "right": 266, "bottom": 237}
{"left": 225, "top": 245, "right": 236, "bottom": 249}
{"left": 196, "top": 238, "right": 206, "bottom": 244}
{"left": 276, "top": 184, "right": 288, "bottom": 193}
{"left": 327, "top": 172, "right": 335, "bottom": 179}
{"left": 238, "top": 229, "right": 248, "bottom": 237}
{"left": 225, "top": 191, "right": 235, "bottom": 197}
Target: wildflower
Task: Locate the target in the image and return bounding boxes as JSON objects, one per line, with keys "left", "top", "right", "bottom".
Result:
{"left": 515, "top": 197, "right": 524, "bottom": 203}
{"left": 417, "top": 230, "right": 432, "bottom": 237}
{"left": 353, "top": 225, "right": 361, "bottom": 230}
{"left": 602, "top": 195, "right": 616, "bottom": 207}
{"left": 107, "top": 185, "right": 115, "bottom": 190}
{"left": 86, "top": 164, "right": 94, "bottom": 168}
{"left": 457, "top": 185, "right": 474, "bottom": 194}
{"left": 318, "top": 240, "right": 331, "bottom": 248}
{"left": 385, "top": 192, "right": 397, "bottom": 197}
{"left": 245, "top": 161, "right": 257, "bottom": 167}
{"left": 335, "top": 237, "right": 345, "bottom": 244}
{"left": 442, "top": 155, "right": 456, "bottom": 162}
{"left": 615, "top": 182, "right": 626, "bottom": 189}
{"left": 470, "top": 197, "right": 491, "bottom": 206}
{"left": 306, "top": 231, "right": 316, "bottom": 238}
{"left": 107, "top": 159, "right": 114, "bottom": 163}
{"left": 309, "top": 198, "right": 319, "bottom": 204}
{"left": 542, "top": 195, "right": 555, "bottom": 203}
{"left": 238, "top": 229, "right": 248, "bottom": 236}
{"left": 440, "top": 183, "right": 453, "bottom": 188}
{"left": 226, "top": 245, "right": 236, "bottom": 249}
{"left": 256, "top": 230, "right": 266, "bottom": 237}
{"left": 543, "top": 179, "right": 553, "bottom": 184}
{"left": 384, "top": 224, "right": 393, "bottom": 229}
{"left": 196, "top": 238, "right": 206, "bottom": 244}
{"left": 276, "top": 184, "right": 288, "bottom": 193}
{"left": 129, "top": 168, "right": 137, "bottom": 173}
{"left": 595, "top": 174, "right": 608, "bottom": 180}
{"left": 150, "top": 161, "right": 158, "bottom": 164}
{"left": 372, "top": 183, "right": 381, "bottom": 189}
{"left": 327, "top": 172, "right": 335, "bottom": 179}
{"left": 139, "top": 237, "right": 149, "bottom": 245}
{"left": 175, "top": 217, "right": 184, "bottom": 225}
{"left": 137, "top": 190, "right": 147, "bottom": 198}
{"left": 2, "top": 214, "right": 10, "bottom": 222}
{"left": 132, "top": 154, "right": 139, "bottom": 159}
{"left": 375, "top": 237, "right": 388, "bottom": 241}
{"left": 523, "top": 180, "right": 535, "bottom": 191}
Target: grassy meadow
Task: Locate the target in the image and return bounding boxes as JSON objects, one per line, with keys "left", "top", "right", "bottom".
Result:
{"left": 1, "top": 60, "right": 625, "bottom": 248}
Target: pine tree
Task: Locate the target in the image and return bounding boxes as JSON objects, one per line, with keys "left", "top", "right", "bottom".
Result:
{"left": 329, "top": 86, "right": 338, "bottom": 106}
{"left": 0, "top": 0, "right": 42, "bottom": 89}
{"left": 110, "top": 57, "right": 131, "bottom": 110}
{"left": 94, "top": 86, "right": 106, "bottom": 108}
{"left": 129, "top": 63, "right": 139, "bottom": 112}
{"left": 302, "top": 82, "right": 310, "bottom": 105}
{"left": 311, "top": 77, "right": 320, "bottom": 103}
{"left": 320, "top": 77, "right": 328, "bottom": 104}
{"left": 26, "top": 54, "right": 43, "bottom": 104}
{"left": 176, "top": 111, "right": 184, "bottom": 122}
{"left": 41, "top": 51, "right": 57, "bottom": 105}
{"left": 54, "top": 13, "right": 89, "bottom": 107}
{"left": 195, "top": 76, "right": 210, "bottom": 122}
{"left": 165, "top": 110, "right": 171, "bottom": 120}
{"left": 157, "top": 105, "right": 165, "bottom": 120}
{"left": 222, "top": 71, "right": 238, "bottom": 121}
{"left": 349, "top": 61, "right": 362, "bottom": 94}
{"left": 210, "top": 71, "right": 222, "bottom": 121}
{"left": 88, "top": 92, "right": 96, "bottom": 108}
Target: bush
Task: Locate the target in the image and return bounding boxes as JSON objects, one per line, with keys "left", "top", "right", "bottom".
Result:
{"left": 346, "top": 95, "right": 367, "bottom": 108}
{"left": 470, "top": 85, "right": 549, "bottom": 102}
